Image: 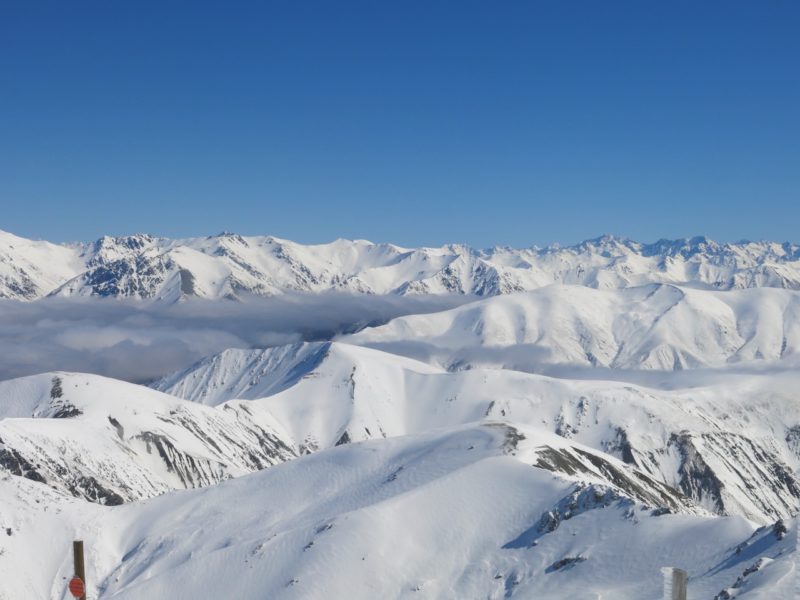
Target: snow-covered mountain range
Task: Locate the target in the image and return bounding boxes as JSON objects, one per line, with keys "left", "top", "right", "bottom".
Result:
{"left": 0, "top": 336, "right": 796, "bottom": 597}
{"left": 152, "top": 340, "right": 800, "bottom": 525}
{"left": 3, "top": 228, "right": 800, "bottom": 300}
{"left": 0, "top": 229, "right": 798, "bottom": 599}
{"left": 345, "top": 284, "right": 800, "bottom": 370}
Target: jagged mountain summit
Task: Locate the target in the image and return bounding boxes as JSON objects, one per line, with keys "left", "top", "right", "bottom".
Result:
{"left": 2, "top": 229, "right": 800, "bottom": 300}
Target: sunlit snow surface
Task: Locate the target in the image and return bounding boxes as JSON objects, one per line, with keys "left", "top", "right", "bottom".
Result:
{"left": 0, "top": 424, "right": 795, "bottom": 599}
{"left": 1, "top": 347, "right": 797, "bottom": 597}
{"left": 0, "top": 229, "right": 798, "bottom": 599}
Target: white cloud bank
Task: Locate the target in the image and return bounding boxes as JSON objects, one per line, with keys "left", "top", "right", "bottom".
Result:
{"left": 0, "top": 293, "right": 472, "bottom": 383}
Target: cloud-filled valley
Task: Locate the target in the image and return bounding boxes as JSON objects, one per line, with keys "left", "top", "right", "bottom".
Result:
{"left": 0, "top": 293, "right": 471, "bottom": 382}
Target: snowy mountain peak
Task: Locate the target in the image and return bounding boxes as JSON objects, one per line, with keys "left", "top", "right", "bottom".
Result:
{"left": 92, "top": 232, "right": 158, "bottom": 252}
{"left": 3, "top": 230, "right": 800, "bottom": 300}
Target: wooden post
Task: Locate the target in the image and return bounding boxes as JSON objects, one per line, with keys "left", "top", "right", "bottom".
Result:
{"left": 73, "top": 540, "right": 87, "bottom": 600}
{"left": 661, "top": 567, "right": 688, "bottom": 600}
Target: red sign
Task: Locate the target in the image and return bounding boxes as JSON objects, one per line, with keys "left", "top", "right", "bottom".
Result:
{"left": 68, "top": 576, "right": 85, "bottom": 598}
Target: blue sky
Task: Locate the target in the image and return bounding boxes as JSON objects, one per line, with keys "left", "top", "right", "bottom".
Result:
{"left": 1, "top": 1, "right": 798, "bottom": 248}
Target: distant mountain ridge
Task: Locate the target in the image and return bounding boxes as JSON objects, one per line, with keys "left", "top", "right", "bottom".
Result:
{"left": 345, "top": 283, "right": 800, "bottom": 370}
{"left": 2, "top": 229, "right": 800, "bottom": 300}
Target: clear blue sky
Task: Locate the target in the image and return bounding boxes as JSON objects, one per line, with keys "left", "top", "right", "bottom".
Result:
{"left": 1, "top": 1, "right": 798, "bottom": 248}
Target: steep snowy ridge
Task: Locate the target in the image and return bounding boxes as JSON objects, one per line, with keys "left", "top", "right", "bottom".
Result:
{"left": 152, "top": 342, "right": 335, "bottom": 406}
{"left": 0, "top": 372, "right": 295, "bottom": 503}
{"left": 346, "top": 284, "right": 800, "bottom": 370}
{"left": 0, "top": 230, "right": 85, "bottom": 300}
{"left": 3, "top": 229, "right": 800, "bottom": 300}
{"left": 158, "top": 341, "right": 800, "bottom": 524}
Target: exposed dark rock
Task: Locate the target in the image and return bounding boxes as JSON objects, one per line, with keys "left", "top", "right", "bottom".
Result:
{"left": 504, "top": 484, "right": 625, "bottom": 549}
{"left": 603, "top": 427, "right": 637, "bottom": 465}
{"left": 545, "top": 556, "right": 586, "bottom": 573}
{"left": 49, "top": 376, "right": 63, "bottom": 399}
{"left": 669, "top": 431, "right": 800, "bottom": 519}
{"left": 108, "top": 416, "right": 125, "bottom": 439}
{"left": 0, "top": 446, "right": 46, "bottom": 483}
{"left": 772, "top": 519, "right": 787, "bottom": 540}
{"left": 68, "top": 475, "right": 125, "bottom": 506}
{"left": 533, "top": 445, "right": 689, "bottom": 512}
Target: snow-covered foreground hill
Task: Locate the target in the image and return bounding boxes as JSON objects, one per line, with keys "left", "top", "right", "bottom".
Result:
{"left": 3, "top": 228, "right": 800, "bottom": 300}
{"left": 0, "top": 424, "right": 795, "bottom": 599}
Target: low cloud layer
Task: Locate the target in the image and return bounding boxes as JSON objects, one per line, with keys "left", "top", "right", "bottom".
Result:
{"left": 0, "top": 294, "right": 472, "bottom": 383}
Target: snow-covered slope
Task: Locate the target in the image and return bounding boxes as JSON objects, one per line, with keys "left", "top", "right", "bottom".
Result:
{"left": 0, "top": 347, "right": 797, "bottom": 599}
{"left": 0, "top": 372, "right": 295, "bottom": 503}
{"left": 5, "top": 339, "right": 796, "bottom": 525}
{"left": 3, "top": 229, "right": 800, "bottom": 300}
{"left": 2, "top": 228, "right": 799, "bottom": 599}
{"left": 152, "top": 343, "right": 338, "bottom": 406}
{"left": 0, "top": 230, "right": 85, "bottom": 300}
{"left": 0, "top": 424, "right": 794, "bottom": 600}
{"left": 155, "top": 341, "right": 800, "bottom": 524}
{"left": 345, "top": 284, "right": 800, "bottom": 370}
